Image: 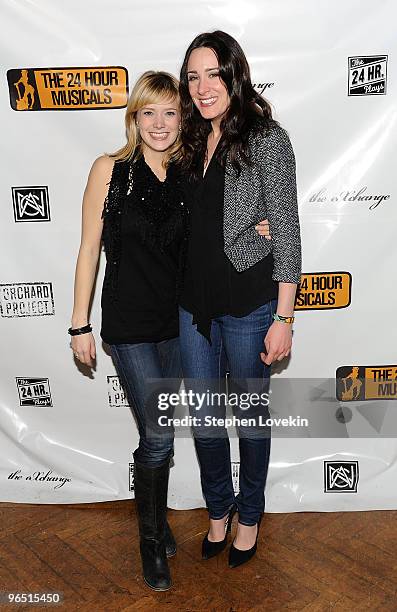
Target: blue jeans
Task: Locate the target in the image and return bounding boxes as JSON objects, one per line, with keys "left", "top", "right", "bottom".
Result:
{"left": 110, "top": 337, "right": 182, "bottom": 468}
{"left": 179, "top": 300, "right": 276, "bottom": 526}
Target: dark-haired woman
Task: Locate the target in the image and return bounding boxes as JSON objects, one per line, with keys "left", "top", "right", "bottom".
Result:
{"left": 178, "top": 31, "right": 301, "bottom": 568}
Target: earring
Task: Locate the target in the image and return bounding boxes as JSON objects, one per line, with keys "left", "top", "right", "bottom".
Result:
{"left": 178, "top": 125, "right": 182, "bottom": 132}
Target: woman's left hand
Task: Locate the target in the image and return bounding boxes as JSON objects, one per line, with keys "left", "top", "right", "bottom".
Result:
{"left": 261, "top": 321, "right": 292, "bottom": 365}
{"left": 255, "top": 218, "right": 271, "bottom": 240}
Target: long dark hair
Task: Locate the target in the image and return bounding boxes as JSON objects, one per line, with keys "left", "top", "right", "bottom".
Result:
{"left": 179, "top": 30, "right": 274, "bottom": 179}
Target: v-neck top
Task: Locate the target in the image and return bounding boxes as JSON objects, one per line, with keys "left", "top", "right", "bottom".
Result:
{"left": 101, "top": 155, "right": 187, "bottom": 344}
{"left": 179, "top": 150, "right": 278, "bottom": 342}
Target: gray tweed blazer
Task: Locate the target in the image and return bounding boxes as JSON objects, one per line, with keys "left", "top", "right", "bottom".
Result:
{"left": 223, "top": 121, "right": 301, "bottom": 284}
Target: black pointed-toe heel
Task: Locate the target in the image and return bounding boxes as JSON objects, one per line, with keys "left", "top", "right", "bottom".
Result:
{"left": 228, "top": 515, "right": 262, "bottom": 569}
{"left": 202, "top": 504, "right": 237, "bottom": 560}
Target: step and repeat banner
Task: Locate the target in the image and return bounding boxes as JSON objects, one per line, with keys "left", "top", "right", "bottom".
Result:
{"left": 1, "top": 0, "right": 396, "bottom": 510}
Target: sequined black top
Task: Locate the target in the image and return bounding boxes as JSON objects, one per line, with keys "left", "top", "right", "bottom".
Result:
{"left": 100, "top": 155, "right": 187, "bottom": 344}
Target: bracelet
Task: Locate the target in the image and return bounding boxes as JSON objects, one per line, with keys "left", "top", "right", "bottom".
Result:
{"left": 68, "top": 324, "right": 92, "bottom": 336}
{"left": 273, "top": 313, "right": 295, "bottom": 324}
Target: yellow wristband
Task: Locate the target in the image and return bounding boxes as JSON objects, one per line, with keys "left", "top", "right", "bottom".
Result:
{"left": 273, "top": 313, "right": 295, "bottom": 324}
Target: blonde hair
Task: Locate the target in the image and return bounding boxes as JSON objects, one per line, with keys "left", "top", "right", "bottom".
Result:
{"left": 110, "top": 70, "right": 182, "bottom": 168}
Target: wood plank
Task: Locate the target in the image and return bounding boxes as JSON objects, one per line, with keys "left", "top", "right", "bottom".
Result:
{"left": 0, "top": 502, "right": 396, "bottom": 610}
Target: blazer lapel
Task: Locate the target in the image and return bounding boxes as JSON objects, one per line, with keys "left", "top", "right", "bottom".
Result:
{"left": 223, "top": 154, "right": 240, "bottom": 248}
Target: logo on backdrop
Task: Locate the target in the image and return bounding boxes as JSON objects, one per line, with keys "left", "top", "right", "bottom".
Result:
{"left": 0, "top": 282, "right": 55, "bottom": 317}
{"left": 336, "top": 365, "right": 397, "bottom": 401}
{"left": 7, "top": 67, "right": 128, "bottom": 110}
{"left": 16, "top": 378, "right": 52, "bottom": 407}
{"left": 324, "top": 461, "right": 359, "bottom": 492}
{"left": 12, "top": 186, "right": 50, "bottom": 222}
{"left": 8, "top": 469, "right": 71, "bottom": 489}
{"left": 129, "top": 462, "right": 135, "bottom": 492}
{"left": 307, "top": 186, "right": 390, "bottom": 210}
{"left": 295, "top": 272, "right": 351, "bottom": 310}
{"left": 348, "top": 55, "right": 388, "bottom": 96}
{"left": 231, "top": 462, "right": 240, "bottom": 494}
{"left": 107, "top": 376, "right": 129, "bottom": 407}
{"left": 252, "top": 81, "right": 275, "bottom": 95}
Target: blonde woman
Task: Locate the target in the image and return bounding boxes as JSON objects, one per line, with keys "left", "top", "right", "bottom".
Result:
{"left": 70, "top": 71, "right": 186, "bottom": 591}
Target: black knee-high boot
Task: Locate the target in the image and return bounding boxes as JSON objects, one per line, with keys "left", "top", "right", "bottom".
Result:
{"left": 133, "top": 458, "right": 172, "bottom": 591}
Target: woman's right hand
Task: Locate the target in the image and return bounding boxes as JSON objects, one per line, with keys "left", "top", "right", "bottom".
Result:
{"left": 255, "top": 218, "right": 271, "bottom": 240}
{"left": 71, "top": 332, "right": 96, "bottom": 367}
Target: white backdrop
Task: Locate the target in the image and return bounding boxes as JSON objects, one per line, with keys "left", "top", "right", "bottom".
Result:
{"left": 1, "top": 0, "right": 397, "bottom": 510}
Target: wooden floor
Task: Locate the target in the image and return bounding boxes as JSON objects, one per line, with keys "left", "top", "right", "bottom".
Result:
{"left": 0, "top": 502, "right": 396, "bottom": 611}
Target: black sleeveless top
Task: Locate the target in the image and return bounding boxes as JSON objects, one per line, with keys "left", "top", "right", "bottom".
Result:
{"left": 180, "top": 153, "right": 278, "bottom": 342}
{"left": 100, "top": 155, "right": 187, "bottom": 344}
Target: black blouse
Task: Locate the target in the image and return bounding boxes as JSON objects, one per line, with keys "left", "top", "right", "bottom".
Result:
{"left": 101, "top": 156, "right": 187, "bottom": 344}
{"left": 180, "top": 152, "right": 278, "bottom": 342}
